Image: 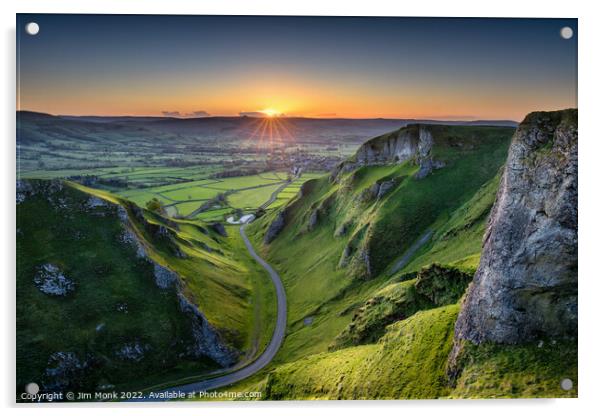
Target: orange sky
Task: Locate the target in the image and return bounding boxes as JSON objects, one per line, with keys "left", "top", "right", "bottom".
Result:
{"left": 17, "top": 15, "right": 577, "bottom": 121}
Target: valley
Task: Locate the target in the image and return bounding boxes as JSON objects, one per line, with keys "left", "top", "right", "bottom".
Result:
{"left": 16, "top": 110, "right": 577, "bottom": 401}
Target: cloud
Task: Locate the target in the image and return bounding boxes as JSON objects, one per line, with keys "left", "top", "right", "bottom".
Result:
{"left": 161, "top": 110, "right": 211, "bottom": 118}
{"left": 188, "top": 111, "right": 210, "bottom": 117}
{"left": 239, "top": 111, "right": 267, "bottom": 118}
{"left": 316, "top": 113, "right": 338, "bottom": 117}
{"left": 161, "top": 111, "right": 181, "bottom": 117}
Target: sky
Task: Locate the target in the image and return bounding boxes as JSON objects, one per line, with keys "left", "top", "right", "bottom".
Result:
{"left": 17, "top": 14, "right": 577, "bottom": 121}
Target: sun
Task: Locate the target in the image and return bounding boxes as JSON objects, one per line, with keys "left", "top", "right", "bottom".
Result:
{"left": 261, "top": 108, "right": 280, "bottom": 118}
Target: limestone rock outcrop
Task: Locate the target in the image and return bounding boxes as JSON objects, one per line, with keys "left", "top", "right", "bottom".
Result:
{"left": 264, "top": 210, "right": 286, "bottom": 244}
{"left": 453, "top": 109, "right": 578, "bottom": 346}
{"left": 330, "top": 124, "right": 444, "bottom": 181}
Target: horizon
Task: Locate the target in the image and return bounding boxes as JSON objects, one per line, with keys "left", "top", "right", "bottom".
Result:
{"left": 17, "top": 15, "right": 577, "bottom": 121}
{"left": 17, "top": 108, "right": 522, "bottom": 122}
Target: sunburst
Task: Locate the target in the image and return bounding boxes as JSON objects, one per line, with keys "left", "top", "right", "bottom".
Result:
{"left": 241, "top": 112, "right": 297, "bottom": 152}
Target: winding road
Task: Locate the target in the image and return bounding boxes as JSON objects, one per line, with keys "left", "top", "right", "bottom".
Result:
{"left": 135, "top": 221, "right": 287, "bottom": 401}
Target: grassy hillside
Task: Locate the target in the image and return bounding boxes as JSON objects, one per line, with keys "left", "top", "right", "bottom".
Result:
{"left": 16, "top": 180, "right": 276, "bottom": 396}
{"left": 202, "top": 121, "right": 576, "bottom": 401}
{"left": 399, "top": 171, "right": 502, "bottom": 274}
{"left": 244, "top": 124, "right": 513, "bottom": 364}
{"left": 68, "top": 182, "right": 277, "bottom": 356}
{"left": 264, "top": 305, "right": 460, "bottom": 399}
{"left": 261, "top": 304, "right": 577, "bottom": 400}
{"left": 18, "top": 117, "right": 577, "bottom": 400}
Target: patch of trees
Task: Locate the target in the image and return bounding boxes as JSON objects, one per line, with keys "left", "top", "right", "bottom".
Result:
{"left": 210, "top": 168, "right": 267, "bottom": 178}
{"left": 145, "top": 198, "right": 166, "bottom": 214}
{"left": 68, "top": 175, "right": 129, "bottom": 189}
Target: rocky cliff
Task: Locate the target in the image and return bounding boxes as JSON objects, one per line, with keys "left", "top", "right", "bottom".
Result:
{"left": 453, "top": 109, "right": 578, "bottom": 348}
{"left": 330, "top": 124, "right": 444, "bottom": 181}
{"left": 17, "top": 180, "right": 239, "bottom": 393}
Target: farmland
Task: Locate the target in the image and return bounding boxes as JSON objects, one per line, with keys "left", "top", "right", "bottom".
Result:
{"left": 118, "top": 172, "right": 295, "bottom": 218}
{"left": 20, "top": 163, "right": 325, "bottom": 221}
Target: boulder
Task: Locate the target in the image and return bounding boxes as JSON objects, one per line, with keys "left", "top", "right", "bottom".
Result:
{"left": 33, "top": 264, "right": 75, "bottom": 296}
{"left": 153, "top": 264, "right": 177, "bottom": 289}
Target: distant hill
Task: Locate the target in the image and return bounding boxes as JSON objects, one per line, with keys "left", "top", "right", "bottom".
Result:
{"left": 22, "top": 110, "right": 519, "bottom": 130}
{"left": 16, "top": 110, "right": 518, "bottom": 173}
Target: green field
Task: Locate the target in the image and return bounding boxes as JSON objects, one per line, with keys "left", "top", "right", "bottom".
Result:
{"left": 118, "top": 173, "right": 287, "bottom": 218}
{"left": 21, "top": 164, "right": 322, "bottom": 220}
{"left": 115, "top": 171, "right": 323, "bottom": 220}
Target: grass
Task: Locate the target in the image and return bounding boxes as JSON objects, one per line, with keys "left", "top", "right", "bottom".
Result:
{"left": 208, "top": 121, "right": 573, "bottom": 401}
{"left": 264, "top": 305, "right": 460, "bottom": 400}
{"left": 244, "top": 125, "right": 511, "bottom": 365}
{"left": 399, "top": 172, "right": 501, "bottom": 274}
{"left": 17, "top": 180, "right": 277, "bottom": 398}
{"left": 365, "top": 127, "right": 511, "bottom": 278}
{"left": 206, "top": 174, "right": 285, "bottom": 191}
{"left": 75, "top": 183, "right": 278, "bottom": 365}
{"left": 246, "top": 178, "right": 356, "bottom": 361}
{"left": 195, "top": 207, "right": 234, "bottom": 221}
{"left": 450, "top": 340, "right": 578, "bottom": 398}
{"left": 20, "top": 118, "right": 576, "bottom": 400}
{"left": 331, "top": 264, "right": 472, "bottom": 350}
{"left": 159, "top": 186, "right": 220, "bottom": 202}
{"left": 118, "top": 179, "right": 219, "bottom": 205}
{"left": 16, "top": 181, "right": 218, "bottom": 395}
{"left": 167, "top": 201, "right": 206, "bottom": 217}
{"left": 262, "top": 303, "right": 577, "bottom": 400}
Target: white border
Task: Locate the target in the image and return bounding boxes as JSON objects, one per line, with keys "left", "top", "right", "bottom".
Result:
{"left": 2, "top": 1, "right": 600, "bottom": 415}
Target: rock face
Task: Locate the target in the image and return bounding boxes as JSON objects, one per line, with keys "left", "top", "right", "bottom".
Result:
{"left": 152, "top": 263, "right": 177, "bottom": 289}
{"left": 453, "top": 109, "right": 577, "bottom": 346}
{"left": 264, "top": 211, "right": 286, "bottom": 244}
{"left": 177, "top": 294, "right": 238, "bottom": 367}
{"left": 115, "top": 342, "right": 147, "bottom": 362}
{"left": 355, "top": 124, "right": 433, "bottom": 165}
{"left": 209, "top": 222, "right": 228, "bottom": 237}
{"left": 307, "top": 209, "right": 319, "bottom": 231}
{"left": 34, "top": 264, "right": 75, "bottom": 296}
{"left": 43, "top": 352, "right": 89, "bottom": 391}
{"left": 331, "top": 124, "right": 444, "bottom": 181}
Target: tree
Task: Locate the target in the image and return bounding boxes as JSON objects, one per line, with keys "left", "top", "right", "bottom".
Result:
{"left": 146, "top": 198, "right": 165, "bottom": 214}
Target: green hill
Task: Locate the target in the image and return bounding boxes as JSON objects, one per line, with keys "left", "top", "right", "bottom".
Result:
{"left": 17, "top": 115, "right": 577, "bottom": 400}
{"left": 245, "top": 124, "right": 512, "bottom": 362}
{"left": 222, "top": 122, "right": 574, "bottom": 399}
{"left": 16, "top": 180, "right": 276, "bottom": 396}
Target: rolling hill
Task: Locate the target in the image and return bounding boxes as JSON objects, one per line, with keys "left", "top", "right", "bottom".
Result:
{"left": 17, "top": 110, "right": 517, "bottom": 173}
{"left": 16, "top": 110, "right": 576, "bottom": 401}
{"left": 16, "top": 179, "right": 276, "bottom": 396}
{"left": 235, "top": 112, "right": 577, "bottom": 399}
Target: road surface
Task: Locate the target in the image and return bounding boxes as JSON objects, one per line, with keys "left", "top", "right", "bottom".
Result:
{"left": 134, "top": 221, "right": 287, "bottom": 401}
{"left": 259, "top": 180, "right": 291, "bottom": 209}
